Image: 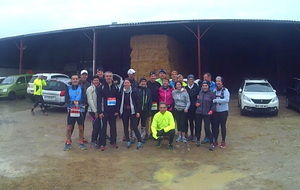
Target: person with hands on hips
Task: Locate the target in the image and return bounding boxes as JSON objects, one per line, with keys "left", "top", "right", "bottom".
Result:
{"left": 195, "top": 80, "right": 216, "bottom": 149}
{"left": 151, "top": 102, "right": 176, "bottom": 150}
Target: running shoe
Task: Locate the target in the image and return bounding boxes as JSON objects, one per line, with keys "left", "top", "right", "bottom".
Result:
{"left": 63, "top": 143, "right": 72, "bottom": 151}
{"left": 168, "top": 144, "right": 174, "bottom": 150}
{"left": 196, "top": 141, "right": 201, "bottom": 147}
{"left": 99, "top": 146, "right": 105, "bottom": 151}
{"left": 82, "top": 138, "right": 88, "bottom": 144}
{"left": 213, "top": 141, "right": 219, "bottom": 147}
{"left": 122, "top": 135, "right": 126, "bottom": 141}
{"left": 111, "top": 143, "right": 119, "bottom": 149}
{"left": 182, "top": 137, "right": 188, "bottom": 143}
{"left": 91, "top": 142, "right": 99, "bottom": 149}
{"left": 201, "top": 137, "right": 210, "bottom": 144}
{"left": 156, "top": 138, "right": 162, "bottom": 147}
{"left": 130, "top": 137, "right": 136, "bottom": 144}
{"left": 137, "top": 142, "right": 143, "bottom": 149}
{"left": 127, "top": 141, "right": 131, "bottom": 148}
{"left": 176, "top": 136, "right": 182, "bottom": 142}
{"left": 79, "top": 143, "right": 87, "bottom": 150}
{"left": 209, "top": 143, "right": 215, "bottom": 151}
{"left": 220, "top": 141, "right": 226, "bottom": 149}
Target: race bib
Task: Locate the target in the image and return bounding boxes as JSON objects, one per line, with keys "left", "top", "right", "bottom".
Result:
{"left": 70, "top": 107, "right": 80, "bottom": 117}
{"left": 107, "top": 97, "right": 116, "bottom": 106}
{"left": 151, "top": 102, "right": 158, "bottom": 110}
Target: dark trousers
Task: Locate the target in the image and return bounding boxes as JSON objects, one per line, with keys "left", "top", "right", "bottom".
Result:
{"left": 195, "top": 114, "right": 211, "bottom": 141}
{"left": 186, "top": 106, "right": 196, "bottom": 136}
{"left": 137, "top": 110, "right": 149, "bottom": 128}
{"left": 103, "top": 111, "right": 117, "bottom": 144}
{"left": 212, "top": 111, "right": 228, "bottom": 142}
{"left": 157, "top": 129, "right": 175, "bottom": 145}
{"left": 121, "top": 109, "right": 141, "bottom": 142}
{"left": 89, "top": 112, "right": 101, "bottom": 143}
{"left": 173, "top": 109, "right": 187, "bottom": 132}
{"left": 33, "top": 95, "right": 45, "bottom": 109}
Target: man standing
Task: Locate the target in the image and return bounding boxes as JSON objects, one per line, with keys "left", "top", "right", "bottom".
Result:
{"left": 98, "top": 71, "right": 120, "bottom": 150}
{"left": 155, "top": 69, "right": 167, "bottom": 86}
{"left": 31, "top": 74, "right": 47, "bottom": 116}
{"left": 96, "top": 66, "right": 105, "bottom": 84}
{"left": 64, "top": 74, "right": 87, "bottom": 151}
{"left": 203, "top": 72, "right": 216, "bottom": 91}
{"left": 151, "top": 102, "right": 176, "bottom": 150}
{"left": 127, "top": 68, "right": 139, "bottom": 90}
{"left": 169, "top": 70, "right": 178, "bottom": 88}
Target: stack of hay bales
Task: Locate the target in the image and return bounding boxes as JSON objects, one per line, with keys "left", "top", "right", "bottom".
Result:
{"left": 130, "top": 34, "right": 186, "bottom": 80}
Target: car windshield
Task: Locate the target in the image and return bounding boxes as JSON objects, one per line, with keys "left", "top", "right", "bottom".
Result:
{"left": 1, "top": 76, "right": 16, "bottom": 85}
{"left": 30, "top": 76, "right": 47, "bottom": 83}
{"left": 44, "top": 81, "right": 68, "bottom": 91}
{"left": 244, "top": 83, "right": 274, "bottom": 92}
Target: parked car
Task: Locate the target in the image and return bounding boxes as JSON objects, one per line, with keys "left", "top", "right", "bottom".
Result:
{"left": 0, "top": 77, "right": 6, "bottom": 84}
{"left": 0, "top": 74, "right": 33, "bottom": 100}
{"left": 238, "top": 79, "right": 279, "bottom": 116}
{"left": 27, "top": 73, "right": 69, "bottom": 101}
{"left": 42, "top": 78, "right": 71, "bottom": 108}
{"left": 286, "top": 77, "right": 300, "bottom": 112}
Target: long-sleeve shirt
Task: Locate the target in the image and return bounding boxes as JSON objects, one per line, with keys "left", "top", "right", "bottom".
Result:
{"left": 213, "top": 87, "right": 230, "bottom": 112}
{"left": 172, "top": 88, "right": 191, "bottom": 110}
{"left": 33, "top": 78, "right": 46, "bottom": 95}
{"left": 195, "top": 90, "right": 216, "bottom": 115}
{"left": 86, "top": 84, "right": 99, "bottom": 113}
{"left": 151, "top": 111, "right": 175, "bottom": 139}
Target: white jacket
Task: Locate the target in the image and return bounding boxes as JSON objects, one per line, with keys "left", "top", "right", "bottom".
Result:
{"left": 86, "top": 85, "right": 98, "bottom": 113}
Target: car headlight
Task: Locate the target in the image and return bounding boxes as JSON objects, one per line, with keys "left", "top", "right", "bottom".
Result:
{"left": 271, "top": 96, "right": 279, "bottom": 103}
{"left": 243, "top": 95, "right": 252, "bottom": 102}
{"left": 2, "top": 89, "right": 8, "bottom": 92}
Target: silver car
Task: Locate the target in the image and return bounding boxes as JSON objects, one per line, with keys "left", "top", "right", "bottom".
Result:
{"left": 42, "top": 78, "right": 71, "bottom": 108}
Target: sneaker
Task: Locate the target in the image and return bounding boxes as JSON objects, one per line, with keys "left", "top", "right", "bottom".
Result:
{"left": 111, "top": 143, "right": 119, "bottom": 149}
{"left": 176, "top": 136, "right": 182, "bottom": 142}
{"left": 127, "top": 141, "right": 131, "bottom": 148}
{"left": 122, "top": 136, "right": 126, "bottom": 141}
{"left": 209, "top": 143, "right": 215, "bottom": 151}
{"left": 156, "top": 138, "right": 162, "bottom": 147}
{"left": 220, "top": 141, "right": 226, "bottom": 149}
{"left": 188, "top": 135, "right": 194, "bottom": 141}
{"left": 182, "top": 137, "right": 188, "bottom": 143}
{"left": 192, "top": 136, "right": 197, "bottom": 142}
{"left": 196, "top": 141, "right": 201, "bottom": 147}
{"left": 99, "top": 146, "right": 105, "bottom": 151}
{"left": 82, "top": 138, "right": 88, "bottom": 144}
{"left": 91, "top": 142, "right": 99, "bottom": 149}
{"left": 201, "top": 137, "right": 210, "bottom": 144}
{"left": 63, "top": 143, "right": 72, "bottom": 151}
{"left": 213, "top": 141, "right": 219, "bottom": 147}
{"left": 137, "top": 142, "right": 143, "bottom": 149}
{"left": 168, "top": 144, "right": 174, "bottom": 150}
{"left": 130, "top": 137, "right": 136, "bottom": 144}
{"left": 79, "top": 143, "right": 87, "bottom": 150}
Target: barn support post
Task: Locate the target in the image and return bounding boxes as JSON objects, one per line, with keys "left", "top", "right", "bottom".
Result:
{"left": 197, "top": 25, "right": 201, "bottom": 79}
{"left": 19, "top": 39, "right": 23, "bottom": 74}
{"left": 93, "top": 30, "right": 97, "bottom": 75}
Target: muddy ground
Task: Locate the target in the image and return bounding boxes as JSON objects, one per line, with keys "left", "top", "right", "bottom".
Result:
{"left": 0, "top": 95, "right": 299, "bottom": 190}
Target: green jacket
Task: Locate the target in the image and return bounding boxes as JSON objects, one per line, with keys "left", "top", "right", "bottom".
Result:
{"left": 34, "top": 78, "right": 46, "bottom": 95}
{"left": 151, "top": 111, "right": 175, "bottom": 139}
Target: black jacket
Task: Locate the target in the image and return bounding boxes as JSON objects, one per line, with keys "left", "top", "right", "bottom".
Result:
{"left": 137, "top": 86, "right": 152, "bottom": 114}
{"left": 185, "top": 83, "right": 200, "bottom": 109}
{"left": 117, "top": 88, "right": 141, "bottom": 115}
{"left": 97, "top": 82, "right": 119, "bottom": 114}
{"left": 146, "top": 80, "right": 161, "bottom": 103}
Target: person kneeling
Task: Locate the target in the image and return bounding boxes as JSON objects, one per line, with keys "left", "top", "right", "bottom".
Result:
{"left": 151, "top": 102, "right": 175, "bottom": 150}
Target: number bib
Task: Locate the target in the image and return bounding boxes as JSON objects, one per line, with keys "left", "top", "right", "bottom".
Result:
{"left": 107, "top": 97, "right": 116, "bottom": 106}
{"left": 151, "top": 102, "right": 158, "bottom": 110}
{"left": 70, "top": 107, "right": 80, "bottom": 117}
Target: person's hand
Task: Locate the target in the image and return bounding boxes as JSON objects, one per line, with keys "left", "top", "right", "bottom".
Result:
{"left": 114, "top": 112, "right": 119, "bottom": 116}
{"left": 208, "top": 110, "right": 213, "bottom": 115}
{"left": 95, "top": 113, "right": 99, "bottom": 119}
{"left": 74, "top": 101, "right": 79, "bottom": 107}
{"left": 136, "top": 113, "right": 140, "bottom": 118}
{"left": 99, "top": 113, "right": 104, "bottom": 119}
{"left": 195, "top": 102, "right": 200, "bottom": 107}
{"left": 184, "top": 109, "right": 188, "bottom": 113}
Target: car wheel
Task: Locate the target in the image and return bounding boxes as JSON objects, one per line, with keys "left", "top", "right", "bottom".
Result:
{"left": 238, "top": 99, "right": 241, "bottom": 108}
{"left": 272, "top": 110, "right": 278, "bottom": 116}
{"left": 8, "top": 92, "right": 17, "bottom": 100}
{"left": 286, "top": 98, "right": 291, "bottom": 109}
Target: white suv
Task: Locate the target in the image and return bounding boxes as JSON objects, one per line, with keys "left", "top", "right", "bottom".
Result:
{"left": 238, "top": 79, "right": 279, "bottom": 116}
{"left": 27, "top": 73, "right": 69, "bottom": 101}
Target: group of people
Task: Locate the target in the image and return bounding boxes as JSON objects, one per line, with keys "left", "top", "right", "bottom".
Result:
{"left": 31, "top": 66, "right": 230, "bottom": 151}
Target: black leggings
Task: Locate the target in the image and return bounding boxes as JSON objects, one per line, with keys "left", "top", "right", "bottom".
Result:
{"left": 186, "top": 106, "right": 196, "bottom": 136}
{"left": 173, "top": 109, "right": 187, "bottom": 132}
{"left": 195, "top": 114, "right": 211, "bottom": 141}
{"left": 157, "top": 129, "right": 175, "bottom": 145}
{"left": 122, "top": 109, "right": 141, "bottom": 142}
{"left": 33, "top": 95, "right": 45, "bottom": 109}
{"left": 89, "top": 112, "right": 101, "bottom": 144}
{"left": 212, "top": 111, "right": 228, "bottom": 142}
{"left": 137, "top": 110, "right": 149, "bottom": 128}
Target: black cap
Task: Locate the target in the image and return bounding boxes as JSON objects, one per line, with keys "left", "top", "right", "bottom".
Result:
{"left": 159, "top": 69, "right": 167, "bottom": 74}
{"left": 139, "top": 77, "right": 147, "bottom": 82}
{"left": 202, "top": 80, "right": 210, "bottom": 86}
{"left": 149, "top": 71, "right": 156, "bottom": 76}
{"left": 96, "top": 66, "right": 104, "bottom": 72}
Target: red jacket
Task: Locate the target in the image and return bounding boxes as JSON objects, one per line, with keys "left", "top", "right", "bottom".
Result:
{"left": 158, "top": 86, "right": 174, "bottom": 111}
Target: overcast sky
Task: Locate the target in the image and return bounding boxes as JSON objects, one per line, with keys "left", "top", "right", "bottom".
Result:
{"left": 1, "top": 0, "right": 300, "bottom": 38}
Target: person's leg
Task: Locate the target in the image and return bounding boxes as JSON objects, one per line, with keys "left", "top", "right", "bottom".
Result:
{"left": 181, "top": 111, "right": 188, "bottom": 142}
{"left": 166, "top": 129, "right": 175, "bottom": 145}
{"left": 140, "top": 110, "right": 148, "bottom": 138}
{"left": 122, "top": 110, "right": 130, "bottom": 142}
{"left": 77, "top": 114, "right": 87, "bottom": 149}
{"left": 130, "top": 114, "right": 142, "bottom": 142}
{"left": 220, "top": 111, "right": 228, "bottom": 147}
{"left": 89, "top": 112, "right": 98, "bottom": 143}
{"left": 108, "top": 112, "right": 117, "bottom": 146}
{"left": 98, "top": 117, "right": 107, "bottom": 149}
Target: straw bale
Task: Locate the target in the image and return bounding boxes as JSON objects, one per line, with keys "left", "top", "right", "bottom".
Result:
{"left": 130, "top": 34, "right": 187, "bottom": 80}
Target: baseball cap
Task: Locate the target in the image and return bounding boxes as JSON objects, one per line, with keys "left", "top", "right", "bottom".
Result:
{"left": 127, "top": 69, "right": 136, "bottom": 75}
{"left": 187, "top": 74, "right": 195, "bottom": 80}
{"left": 96, "top": 66, "right": 104, "bottom": 72}
{"left": 159, "top": 69, "right": 167, "bottom": 74}
{"left": 149, "top": 71, "right": 156, "bottom": 76}
{"left": 80, "top": 70, "right": 88, "bottom": 75}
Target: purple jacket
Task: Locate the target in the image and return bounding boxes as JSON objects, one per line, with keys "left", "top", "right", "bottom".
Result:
{"left": 195, "top": 90, "right": 216, "bottom": 115}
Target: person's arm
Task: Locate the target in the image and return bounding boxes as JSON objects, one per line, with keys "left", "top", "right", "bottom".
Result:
{"left": 185, "top": 92, "right": 191, "bottom": 111}
{"left": 213, "top": 88, "right": 230, "bottom": 104}
{"left": 80, "top": 87, "right": 87, "bottom": 105}
{"left": 97, "top": 87, "right": 103, "bottom": 114}
{"left": 65, "top": 87, "right": 71, "bottom": 104}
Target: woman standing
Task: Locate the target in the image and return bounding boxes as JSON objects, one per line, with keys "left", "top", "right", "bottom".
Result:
{"left": 212, "top": 76, "right": 230, "bottom": 149}
{"left": 118, "top": 79, "right": 143, "bottom": 149}
{"left": 195, "top": 80, "right": 216, "bottom": 148}
{"left": 158, "top": 78, "right": 174, "bottom": 112}
{"left": 172, "top": 81, "right": 190, "bottom": 143}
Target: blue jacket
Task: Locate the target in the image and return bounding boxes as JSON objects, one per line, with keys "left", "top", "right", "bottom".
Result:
{"left": 65, "top": 85, "right": 87, "bottom": 112}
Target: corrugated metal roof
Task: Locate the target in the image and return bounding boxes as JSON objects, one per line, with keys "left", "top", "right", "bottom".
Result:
{"left": 1, "top": 19, "right": 300, "bottom": 41}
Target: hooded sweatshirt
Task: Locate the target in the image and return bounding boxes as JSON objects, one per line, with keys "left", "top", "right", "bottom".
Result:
{"left": 172, "top": 88, "right": 191, "bottom": 110}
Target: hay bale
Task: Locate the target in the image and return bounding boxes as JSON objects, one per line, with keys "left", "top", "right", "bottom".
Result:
{"left": 130, "top": 34, "right": 186, "bottom": 80}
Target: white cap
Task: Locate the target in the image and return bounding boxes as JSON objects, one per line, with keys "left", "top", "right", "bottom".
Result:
{"left": 80, "top": 70, "right": 88, "bottom": 75}
{"left": 127, "top": 69, "right": 136, "bottom": 75}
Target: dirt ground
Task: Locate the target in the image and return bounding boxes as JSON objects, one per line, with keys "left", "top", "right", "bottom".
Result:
{"left": 0, "top": 95, "right": 299, "bottom": 190}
